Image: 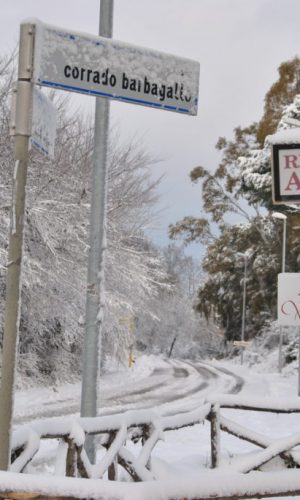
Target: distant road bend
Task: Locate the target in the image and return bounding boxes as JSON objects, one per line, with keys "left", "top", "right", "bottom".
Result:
{"left": 14, "top": 359, "right": 244, "bottom": 424}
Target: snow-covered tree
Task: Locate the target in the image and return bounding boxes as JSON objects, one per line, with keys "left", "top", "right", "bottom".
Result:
{"left": 169, "top": 57, "right": 300, "bottom": 343}
{"left": 134, "top": 243, "right": 222, "bottom": 359}
{"left": 0, "top": 53, "right": 171, "bottom": 383}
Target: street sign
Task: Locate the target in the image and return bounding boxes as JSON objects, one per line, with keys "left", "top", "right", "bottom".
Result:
{"left": 30, "top": 87, "right": 57, "bottom": 159}
{"left": 32, "top": 20, "right": 200, "bottom": 115}
{"left": 278, "top": 273, "right": 300, "bottom": 326}
{"left": 269, "top": 130, "right": 300, "bottom": 204}
{"left": 233, "top": 340, "right": 251, "bottom": 348}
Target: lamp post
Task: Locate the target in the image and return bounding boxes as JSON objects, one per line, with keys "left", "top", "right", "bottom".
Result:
{"left": 237, "top": 251, "right": 250, "bottom": 365}
{"left": 271, "top": 211, "right": 287, "bottom": 373}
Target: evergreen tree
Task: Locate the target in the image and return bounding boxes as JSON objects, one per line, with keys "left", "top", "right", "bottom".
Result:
{"left": 0, "top": 53, "right": 171, "bottom": 383}
{"left": 257, "top": 57, "right": 300, "bottom": 145}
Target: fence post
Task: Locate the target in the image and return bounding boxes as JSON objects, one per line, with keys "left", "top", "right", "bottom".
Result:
{"left": 210, "top": 403, "right": 220, "bottom": 468}
{"left": 65, "top": 438, "right": 77, "bottom": 477}
{"left": 107, "top": 432, "right": 118, "bottom": 481}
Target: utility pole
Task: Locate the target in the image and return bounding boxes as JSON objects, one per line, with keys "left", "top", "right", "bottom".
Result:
{"left": 80, "top": 0, "right": 114, "bottom": 461}
{"left": 298, "top": 327, "right": 300, "bottom": 397}
{"left": 240, "top": 256, "right": 247, "bottom": 366}
{"left": 272, "top": 212, "right": 287, "bottom": 373}
{"left": 0, "top": 23, "right": 33, "bottom": 470}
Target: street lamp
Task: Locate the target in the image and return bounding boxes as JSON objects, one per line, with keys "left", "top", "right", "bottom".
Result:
{"left": 271, "top": 211, "right": 287, "bottom": 373}
{"left": 271, "top": 212, "right": 287, "bottom": 272}
{"left": 237, "top": 251, "right": 251, "bottom": 365}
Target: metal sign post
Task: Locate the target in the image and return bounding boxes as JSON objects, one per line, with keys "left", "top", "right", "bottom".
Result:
{"left": 298, "top": 327, "right": 300, "bottom": 397}
{"left": 80, "top": 0, "right": 113, "bottom": 462}
{"left": 0, "top": 23, "right": 34, "bottom": 470}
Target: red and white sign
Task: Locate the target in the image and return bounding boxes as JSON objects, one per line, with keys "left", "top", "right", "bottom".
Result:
{"left": 272, "top": 144, "right": 300, "bottom": 204}
{"left": 278, "top": 273, "right": 300, "bottom": 326}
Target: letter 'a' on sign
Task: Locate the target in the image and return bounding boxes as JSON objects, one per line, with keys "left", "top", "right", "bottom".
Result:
{"left": 30, "top": 19, "right": 200, "bottom": 116}
{"left": 269, "top": 129, "right": 300, "bottom": 205}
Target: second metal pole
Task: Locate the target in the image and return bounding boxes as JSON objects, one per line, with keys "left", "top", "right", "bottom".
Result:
{"left": 80, "top": 0, "right": 114, "bottom": 462}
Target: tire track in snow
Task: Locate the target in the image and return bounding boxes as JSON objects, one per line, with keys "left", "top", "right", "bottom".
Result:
{"left": 13, "top": 359, "right": 245, "bottom": 424}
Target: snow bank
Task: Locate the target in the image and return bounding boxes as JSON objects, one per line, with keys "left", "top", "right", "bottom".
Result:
{"left": 2, "top": 468, "right": 300, "bottom": 499}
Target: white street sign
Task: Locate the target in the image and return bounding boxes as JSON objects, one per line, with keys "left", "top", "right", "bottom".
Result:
{"left": 278, "top": 273, "right": 300, "bottom": 325}
{"left": 31, "top": 87, "right": 56, "bottom": 159}
{"left": 32, "top": 20, "right": 200, "bottom": 115}
{"left": 233, "top": 340, "right": 251, "bottom": 348}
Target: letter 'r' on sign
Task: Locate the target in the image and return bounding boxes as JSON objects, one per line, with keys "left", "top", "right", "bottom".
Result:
{"left": 284, "top": 154, "right": 300, "bottom": 169}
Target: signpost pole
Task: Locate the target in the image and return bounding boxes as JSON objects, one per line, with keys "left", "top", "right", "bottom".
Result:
{"left": 278, "top": 215, "right": 287, "bottom": 374}
{"left": 0, "top": 23, "right": 33, "bottom": 470}
{"left": 240, "top": 256, "right": 247, "bottom": 366}
{"left": 80, "top": 0, "right": 114, "bottom": 461}
{"left": 298, "top": 326, "right": 300, "bottom": 397}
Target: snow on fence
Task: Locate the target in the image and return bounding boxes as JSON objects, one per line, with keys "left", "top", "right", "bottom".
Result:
{"left": 207, "top": 394, "right": 300, "bottom": 470}
{"left": 2, "top": 396, "right": 300, "bottom": 499}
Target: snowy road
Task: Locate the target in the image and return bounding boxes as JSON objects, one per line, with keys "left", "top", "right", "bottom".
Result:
{"left": 13, "top": 357, "right": 244, "bottom": 426}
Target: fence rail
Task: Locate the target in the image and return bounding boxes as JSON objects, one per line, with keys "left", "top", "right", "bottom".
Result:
{"left": 2, "top": 395, "right": 300, "bottom": 499}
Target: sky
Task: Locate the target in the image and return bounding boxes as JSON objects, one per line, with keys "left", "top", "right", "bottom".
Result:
{"left": 2, "top": 0, "right": 300, "bottom": 259}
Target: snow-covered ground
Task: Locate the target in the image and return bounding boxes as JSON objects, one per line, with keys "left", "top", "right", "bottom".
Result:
{"left": 7, "top": 353, "right": 300, "bottom": 499}
{"left": 13, "top": 356, "right": 243, "bottom": 424}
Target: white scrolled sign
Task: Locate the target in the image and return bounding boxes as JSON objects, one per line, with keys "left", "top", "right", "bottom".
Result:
{"left": 31, "top": 87, "right": 57, "bottom": 159}
{"left": 278, "top": 273, "right": 300, "bottom": 326}
{"left": 31, "top": 20, "right": 200, "bottom": 116}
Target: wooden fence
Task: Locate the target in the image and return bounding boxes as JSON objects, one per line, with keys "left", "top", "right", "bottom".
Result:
{"left": 1, "top": 395, "right": 300, "bottom": 499}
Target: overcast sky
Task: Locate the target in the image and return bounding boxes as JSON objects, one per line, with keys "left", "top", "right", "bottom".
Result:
{"left": 2, "top": 0, "right": 300, "bottom": 258}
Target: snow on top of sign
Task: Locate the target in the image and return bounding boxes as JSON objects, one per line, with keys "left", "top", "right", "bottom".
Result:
{"left": 30, "top": 17, "right": 199, "bottom": 85}
{"left": 266, "top": 128, "right": 300, "bottom": 145}
{"left": 27, "top": 18, "right": 199, "bottom": 65}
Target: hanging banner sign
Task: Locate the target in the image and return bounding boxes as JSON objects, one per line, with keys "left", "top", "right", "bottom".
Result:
{"left": 272, "top": 144, "right": 300, "bottom": 204}
{"left": 278, "top": 273, "right": 300, "bottom": 326}
{"left": 10, "top": 82, "right": 56, "bottom": 158}
{"left": 30, "top": 87, "right": 57, "bottom": 159}
{"left": 31, "top": 20, "right": 200, "bottom": 116}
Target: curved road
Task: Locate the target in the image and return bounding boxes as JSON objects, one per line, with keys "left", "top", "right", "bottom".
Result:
{"left": 13, "top": 359, "right": 244, "bottom": 425}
